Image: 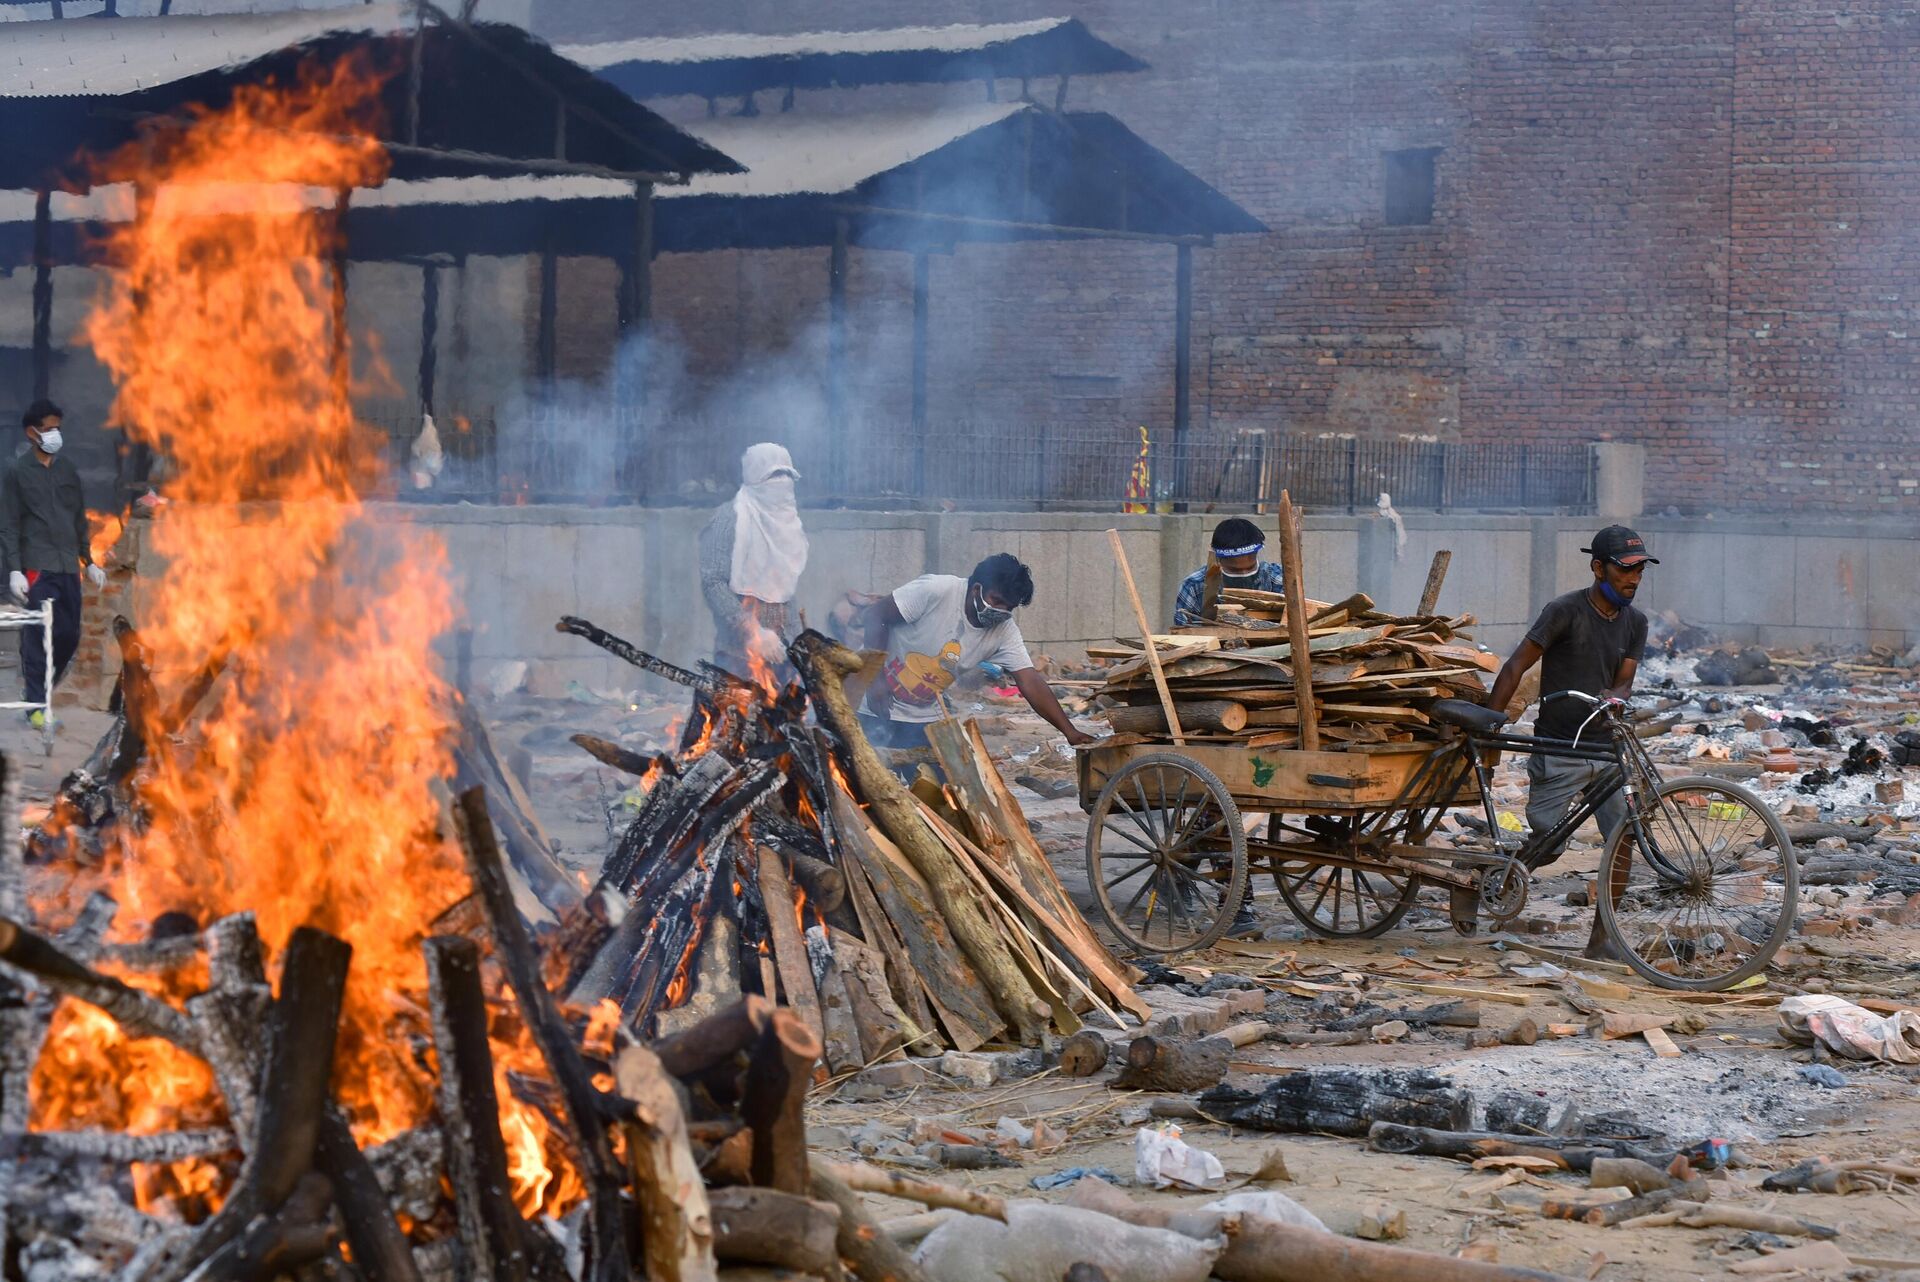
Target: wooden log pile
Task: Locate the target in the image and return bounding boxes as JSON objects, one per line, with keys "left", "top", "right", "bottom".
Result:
{"left": 1091, "top": 593, "right": 1495, "bottom": 751}
{"left": 548, "top": 618, "right": 1147, "bottom": 1066}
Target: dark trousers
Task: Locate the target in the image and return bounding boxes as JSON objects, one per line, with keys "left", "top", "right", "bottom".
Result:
{"left": 21, "top": 571, "right": 81, "bottom": 705}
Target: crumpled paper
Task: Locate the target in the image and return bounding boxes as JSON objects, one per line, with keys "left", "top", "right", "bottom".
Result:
{"left": 1134, "top": 1123, "right": 1226, "bottom": 1190}
{"left": 1779, "top": 994, "right": 1920, "bottom": 1064}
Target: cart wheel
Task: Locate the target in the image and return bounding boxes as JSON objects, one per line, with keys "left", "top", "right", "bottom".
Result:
{"left": 1086, "top": 753, "right": 1245, "bottom": 955}
{"left": 1273, "top": 859, "right": 1420, "bottom": 939}
{"left": 1596, "top": 776, "right": 1798, "bottom": 991}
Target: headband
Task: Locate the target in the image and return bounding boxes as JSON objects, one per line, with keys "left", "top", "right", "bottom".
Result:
{"left": 1213, "top": 542, "right": 1264, "bottom": 558}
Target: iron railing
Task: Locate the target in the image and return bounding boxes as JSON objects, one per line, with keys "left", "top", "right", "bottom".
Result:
{"left": 368, "top": 410, "right": 1597, "bottom": 513}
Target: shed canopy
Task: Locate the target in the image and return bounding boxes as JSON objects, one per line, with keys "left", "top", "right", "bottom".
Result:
{"left": 561, "top": 17, "right": 1146, "bottom": 102}
{"left": 341, "top": 101, "right": 1265, "bottom": 258}
{"left": 0, "top": 3, "right": 741, "bottom": 189}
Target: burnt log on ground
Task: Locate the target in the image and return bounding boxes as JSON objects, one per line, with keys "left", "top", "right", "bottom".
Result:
{"left": 424, "top": 935, "right": 556, "bottom": 1282}
{"left": 1200, "top": 1070, "right": 1474, "bottom": 1138}
{"left": 154, "top": 926, "right": 350, "bottom": 1282}
{"left": 1365, "top": 1123, "right": 1675, "bottom": 1173}
{"left": 707, "top": 1187, "right": 840, "bottom": 1275}
{"left": 1324, "top": 1001, "right": 1481, "bottom": 1033}
{"left": 452, "top": 787, "right": 631, "bottom": 1282}
{"left": 0, "top": 916, "right": 199, "bottom": 1051}
{"left": 743, "top": 1009, "right": 822, "bottom": 1195}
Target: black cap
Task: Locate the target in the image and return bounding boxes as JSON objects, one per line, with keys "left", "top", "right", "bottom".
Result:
{"left": 1582, "top": 525, "right": 1659, "bottom": 567}
{"left": 1211, "top": 517, "right": 1265, "bottom": 557}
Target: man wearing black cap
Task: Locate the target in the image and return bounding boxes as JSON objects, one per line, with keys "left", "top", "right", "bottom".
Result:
{"left": 1483, "top": 525, "right": 1658, "bottom": 960}
{"left": 1172, "top": 517, "right": 1284, "bottom": 626}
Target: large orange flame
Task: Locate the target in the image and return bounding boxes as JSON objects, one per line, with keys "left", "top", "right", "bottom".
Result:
{"left": 29, "top": 62, "right": 576, "bottom": 1217}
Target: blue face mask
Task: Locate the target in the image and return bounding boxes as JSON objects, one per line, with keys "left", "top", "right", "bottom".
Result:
{"left": 1597, "top": 578, "right": 1631, "bottom": 609}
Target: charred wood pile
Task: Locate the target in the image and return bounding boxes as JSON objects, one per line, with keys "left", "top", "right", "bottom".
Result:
{"left": 0, "top": 614, "right": 1149, "bottom": 1278}
{"left": 549, "top": 617, "right": 1147, "bottom": 1062}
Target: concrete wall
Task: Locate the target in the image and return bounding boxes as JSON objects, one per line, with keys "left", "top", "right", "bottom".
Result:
{"left": 100, "top": 502, "right": 1920, "bottom": 701}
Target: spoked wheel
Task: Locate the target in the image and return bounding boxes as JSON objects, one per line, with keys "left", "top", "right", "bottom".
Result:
{"left": 1086, "top": 753, "right": 1246, "bottom": 955}
{"left": 1273, "top": 858, "right": 1421, "bottom": 938}
{"left": 1596, "top": 776, "right": 1798, "bottom": 991}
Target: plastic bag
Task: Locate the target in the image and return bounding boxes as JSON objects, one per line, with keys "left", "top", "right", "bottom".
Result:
{"left": 1134, "top": 1123, "right": 1226, "bottom": 1190}
{"left": 1779, "top": 994, "right": 1920, "bottom": 1064}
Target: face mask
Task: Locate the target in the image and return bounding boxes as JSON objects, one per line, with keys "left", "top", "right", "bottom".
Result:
{"left": 1597, "top": 578, "right": 1631, "bottom": 608}
{"left": 34, "top": 429, "right": 62, "bottom": 455}
{"left": 970, "top": 586, "right": 1013, "bottom": 629}
{"left": 1220, "top": 571, "right": 1262, "bottom": 588}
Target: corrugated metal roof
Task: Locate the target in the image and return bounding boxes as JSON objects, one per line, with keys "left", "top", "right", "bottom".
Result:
{"left": 0, "top": 2, "right": 411, "bottom": 97}
{"left": 560, "top": 17, "right": 1147, "bottom": 100}
{"left": 561, "top": 18, "right": 1072, "bottom": 70}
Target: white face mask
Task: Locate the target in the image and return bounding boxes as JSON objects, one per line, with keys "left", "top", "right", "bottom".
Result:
{"left": 34, "top": 429, "right": 62, "bottom": 456}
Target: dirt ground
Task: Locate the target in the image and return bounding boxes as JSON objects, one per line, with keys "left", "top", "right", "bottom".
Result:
{"left": 12, "top": 651, "right": 1914, "bottom": 1279}
{"left": 491, "top": 667, "right": 1920, "bottom": 1281}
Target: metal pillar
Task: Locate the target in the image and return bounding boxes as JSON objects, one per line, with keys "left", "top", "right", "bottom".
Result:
{"left": 536, "top": 231, "right": 558, "bottom": 384}
{"left": 1172, "top": 241, "right": 1193, "bottom": 508}
{"left": 911, "top": 250, "right": 930, "bottom": 496}
{"left": 827, "top": 215, "right": 849, "bottom": 492}
{"left": 418, "top": 262, "right": 439, "bottom": 415}
{"left": 31, "top": 191, "right": 52, "bottom": 401}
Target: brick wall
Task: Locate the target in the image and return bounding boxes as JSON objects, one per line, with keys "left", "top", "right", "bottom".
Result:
{"left": 531, "top": 0, "right": 1920, "bottom": 514}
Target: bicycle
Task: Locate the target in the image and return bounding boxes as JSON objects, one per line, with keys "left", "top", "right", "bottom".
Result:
{"left": 1079, "top": 688, "right": 1799, "bottom": 991}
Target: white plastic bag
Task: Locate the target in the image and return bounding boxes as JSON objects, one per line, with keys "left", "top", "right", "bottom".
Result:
{"left": 1202, "top": 1189, "right": 1328, "bottom": 1234}
{"left": 1134, "top": 1123, "right": 1226, "bottom": 1190}
{"left": 1780, "top": 994, "right": 1920, "bottom": 1064}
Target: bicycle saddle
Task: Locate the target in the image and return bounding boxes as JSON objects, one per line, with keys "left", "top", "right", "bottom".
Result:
{"left": 1430, "top": 699, "right": 1508, "bottom": 732}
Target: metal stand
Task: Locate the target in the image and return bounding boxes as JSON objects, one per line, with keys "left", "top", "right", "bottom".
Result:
{"left": 0, "top": 603, "right": 57, "bottom": 756}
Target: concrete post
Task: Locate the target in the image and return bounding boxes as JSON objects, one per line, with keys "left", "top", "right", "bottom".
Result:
{"left": 1593, "top": 443, "right": 1645, "bottom": 519}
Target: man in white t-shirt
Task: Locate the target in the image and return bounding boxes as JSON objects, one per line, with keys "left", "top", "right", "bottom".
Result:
{"left": 859, "top": 553, "right": 1092, "bottom": 768}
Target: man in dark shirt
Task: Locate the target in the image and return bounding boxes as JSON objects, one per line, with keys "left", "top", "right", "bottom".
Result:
{"left": 0, "top": 401, "right": 106, "bottom": 722}
{"left": 1483, "top": 525, "right": 1656, "bottom": 959}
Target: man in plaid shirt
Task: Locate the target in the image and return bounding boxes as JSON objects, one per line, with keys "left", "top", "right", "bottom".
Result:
{"left": 1172, "top": 517, "right": 1285, "bottom": 626}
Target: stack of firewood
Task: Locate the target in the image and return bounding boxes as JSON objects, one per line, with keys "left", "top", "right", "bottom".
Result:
{"left": 551, "top": 618, "right": 1147, "bottom": 1062}
{"left": 1092, "top": 590, "right": 1495, "bottom": 749}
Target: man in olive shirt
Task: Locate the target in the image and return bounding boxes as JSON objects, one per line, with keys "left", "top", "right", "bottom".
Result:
{"left": 1, "top": 401, "right": 107, "bottom": 722}
{"left": 1483, "top": 525, "right": 1656, "bottom": 960}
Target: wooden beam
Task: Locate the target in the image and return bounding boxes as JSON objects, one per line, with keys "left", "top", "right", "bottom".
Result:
{"left": 1416, "top": 550, "right": 1452, "bottom": 616}
{"left": 1276, "top": 491, "right": 1318, "bottom": 751}
{"left": 1107, "top": 528, "right": 1184, "bottom": 745}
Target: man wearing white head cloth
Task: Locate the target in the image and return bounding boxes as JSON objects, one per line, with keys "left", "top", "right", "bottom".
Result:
{"left": 698, "top": 443, "right": 809, "bottom": 681}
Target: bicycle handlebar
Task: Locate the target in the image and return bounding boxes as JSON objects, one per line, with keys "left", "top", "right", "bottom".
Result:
{"left": 1542, "top": 689, "right": 1624, "bottom": 708}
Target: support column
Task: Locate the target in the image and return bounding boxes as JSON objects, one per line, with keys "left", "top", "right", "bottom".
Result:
{"left": 329, "top": 188, "right": 351, "bottom": 413}
{"left": 1171, "top": 241, "right": 1193, "bottom": 509}
{"left": 536, "top": 231, "right": 558, "bottom": 385}
{"left": 911, "top": 250, "right": 929, "bottom": 497}
{"left": 417, "top": 262, "right": 439, "bottom": 415}
{"left": 31, "top": 191, "right": 52, "bottom": 402}
{"left": 827, "top": 215, "right": 849, "bottom": 495}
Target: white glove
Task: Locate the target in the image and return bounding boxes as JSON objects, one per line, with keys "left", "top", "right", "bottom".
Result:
{"left": 86, "top": 563, "right": 106, "bottom": 589}
{"left": 7, "top": 572, "right": 26, "bottom": 605}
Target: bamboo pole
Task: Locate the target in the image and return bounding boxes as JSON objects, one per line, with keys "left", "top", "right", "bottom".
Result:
{"left": 1105, "top": 528, "right": 1184, "bottom": 745}
{"left": 1275, "top": 492, "right": 1318, "bottom": 751}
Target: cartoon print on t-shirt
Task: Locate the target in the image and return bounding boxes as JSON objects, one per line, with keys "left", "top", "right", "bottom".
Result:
{"left": 882, "top": 641, "right": 963, "bottom": 706}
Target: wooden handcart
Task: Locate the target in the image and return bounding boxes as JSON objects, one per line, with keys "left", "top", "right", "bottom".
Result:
{"left": 1077, "top": 733, "right": 1494, "bottom": 954}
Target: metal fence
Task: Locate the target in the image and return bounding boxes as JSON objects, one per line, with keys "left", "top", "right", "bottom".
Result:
{"left": 370, "top": 410, "right": 1597, "bottom": 513}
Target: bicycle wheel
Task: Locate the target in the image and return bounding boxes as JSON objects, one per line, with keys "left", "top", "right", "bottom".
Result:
{"left": 1086, "top": 753, "right": 1246, "bottom": 955}
{"left": 1596, "top": 776, "right": 1797, "bottom": 990}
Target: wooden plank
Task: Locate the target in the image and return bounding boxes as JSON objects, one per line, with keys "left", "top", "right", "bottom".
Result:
{"left": 1376, "top": 978, "right": 1532, "bottom": 1007}
{"left": 915, "top": 801, "right": 1129, "bottom": 1032}
{"left": 1278, "top": 492, "right": 1317, "bottom": 750}
{"left": 1107, "top": 528, "right": 1185, "bottom": 745}
{"left": 837, "top": 844, "right": 939, "bottom": 1054}
{"left": 756, "top": 845, "right": 826, "bottom": 1043}
{"left": 1643, "top": 1027, "right": 1682, "bottom": 1058}
{"left": 1416, "top": 550, "right": 1452, "bottom": 616}
{"left": 1308, "top": 592, "right": 1375, "bottom": 623}
{"left": 927, "top": 723, "right": 1150, "bottom": 1020}
{"left": 827, "top": 788, "right": 1001, "bottom": 1050}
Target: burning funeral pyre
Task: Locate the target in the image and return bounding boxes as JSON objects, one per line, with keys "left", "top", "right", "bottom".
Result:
{"left": 0, "top": 57, "right": 1145, "bottom": 1282}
